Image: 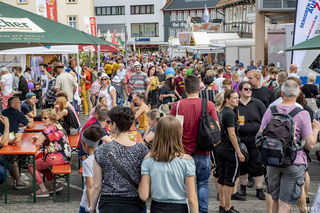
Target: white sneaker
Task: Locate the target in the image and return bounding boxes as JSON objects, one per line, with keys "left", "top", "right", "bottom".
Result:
{"left": 15, "top": 179, "right": 30, "bottom": 190}
{"left": 20, "top": 173, "right": 29, "bottom": 181}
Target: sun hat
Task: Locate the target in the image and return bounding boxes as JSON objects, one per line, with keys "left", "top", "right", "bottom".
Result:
{"left": 100, "top": 73, "right": 109, "bottom": 79}
{"left": 112, "top": 76, "right": 121, "bottom": 83}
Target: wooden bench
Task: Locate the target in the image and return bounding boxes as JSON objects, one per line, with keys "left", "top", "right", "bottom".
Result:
{"left": 51, "top": 164, "right": 71, "bottom": 202}
{"left": 68, "top": 134, "right": 80, "bottom": 153}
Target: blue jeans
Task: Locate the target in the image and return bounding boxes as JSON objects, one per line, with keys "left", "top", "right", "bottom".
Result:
{"left": 193, "top": 155, "right": 210, "bottom": 213}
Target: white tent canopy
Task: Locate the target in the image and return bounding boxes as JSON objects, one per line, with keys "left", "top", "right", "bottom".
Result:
{"left": 0, "top": 45, "right": 78, "bottom": 55}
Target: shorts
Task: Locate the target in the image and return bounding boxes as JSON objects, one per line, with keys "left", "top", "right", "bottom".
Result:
{"left": 216, "top": 148, "right": 239, "bottom": 187}
{"left": 266, "top": 164, "right": 305, "bottom": 204}
{"left": 240, "top": 146, "right": 265, "bottom": 177}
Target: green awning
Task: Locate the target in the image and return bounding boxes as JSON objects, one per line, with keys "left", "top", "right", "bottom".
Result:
{"left": 0, "top": 2, "right": 116, "bottom": 50}
{"left": 286, "top": 35, "right": 320, "bottom": 51}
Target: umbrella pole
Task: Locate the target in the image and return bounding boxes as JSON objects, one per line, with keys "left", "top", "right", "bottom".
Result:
{"left": 97, "top": 45, "right": 101, "bottom": 71}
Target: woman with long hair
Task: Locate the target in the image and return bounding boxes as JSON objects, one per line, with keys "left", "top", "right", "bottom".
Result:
{"left": 217, "top": 89, "right": 245, "bottom": 213}
{"left": 231, "top": 72, "right": 241, "bottom": 92}
{"left": 148, "top": 66, "right": 160, "bottom": 108}
{"left": 131, "top": 93, "right": 150, "bottom": 135}
{"left": 159, "top": 75, "right": 177, "bottom": 114}
{"left": 139, "top": 116, "right": 198, "bottom": 213}
{"left": 98, "top": 73, "right": 117, "bottom": 110}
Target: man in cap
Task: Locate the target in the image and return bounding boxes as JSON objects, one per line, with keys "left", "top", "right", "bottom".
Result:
{"left": 129, "top": 61, "right": 150, "bottom": 98}
{"left": 21, "top": 92, "right": 37, "bottom": 119}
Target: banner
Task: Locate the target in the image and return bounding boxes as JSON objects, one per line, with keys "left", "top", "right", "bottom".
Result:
{"left": 83, "top": 17, "right": 97, "bottom": 36}
{"left": 292, "top": 0, "right": 320, "bottom": 71}
{"left": 36, "top": 0, "right": 57, "bottom": 21}
{"left": 0, "top": 17, "right": 44, "bottom": 32}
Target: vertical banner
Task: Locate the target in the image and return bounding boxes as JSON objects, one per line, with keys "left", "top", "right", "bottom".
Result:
{"left": 84, "top": 17, "right": 97, "bottom": 36}
{"left": 292, "top": 0, "right": 320, "bottom": 72}
{"left": 36, "top": 0, "right": 57, "bottom": 21}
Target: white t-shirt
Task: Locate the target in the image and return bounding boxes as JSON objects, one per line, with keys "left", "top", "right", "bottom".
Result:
{"left": 215, "top": 77, "right": 225, "bottom": 93}
{"left": 1, "top": 73, "right": 13, "bottom": 96}
{"left": 80, "top": 155, "right": 94, "bottom": 211}
{"left": 24, "top": 72, "right": 32, "bottom": 81}
{"left": 99, "top": 85, "right": 116, "bottom": 110}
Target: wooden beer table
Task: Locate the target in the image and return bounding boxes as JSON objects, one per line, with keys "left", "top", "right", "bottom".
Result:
{"left": 25, "top": 121, "right": 45, "bottom": 132}
{"left": 0, "top": 133, "right": 40, "bottom": 203}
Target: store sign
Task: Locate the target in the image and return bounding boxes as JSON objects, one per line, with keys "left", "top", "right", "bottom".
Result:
{"left": 292, "top": 0, "right": 320, "bottom": 71}
{"left": 135, "top": 38, "right": 150, "bottom": 42}
{"left": 36, "top": 0, "right": 57, "bottom": 21}
{"left": 0, "top": 17, "right": 45, "bottom": 33}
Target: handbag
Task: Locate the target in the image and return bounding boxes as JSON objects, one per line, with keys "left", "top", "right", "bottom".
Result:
{"left": 175, "top": 101, "right": 184, "bottom": 127}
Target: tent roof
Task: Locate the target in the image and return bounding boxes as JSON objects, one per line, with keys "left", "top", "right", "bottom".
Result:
{"left": 286, "top": 35, "right": 320, "bottom": 51}
{"left": 0, "top": 2, "right": 116, "bottom": 50}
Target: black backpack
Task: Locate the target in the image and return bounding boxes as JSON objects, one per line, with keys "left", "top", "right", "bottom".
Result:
{"left": 257, "top": 106, "right": 305, "bottom": 167}
{"left": 196, "top": 99, "right": 221, "bottom": 152}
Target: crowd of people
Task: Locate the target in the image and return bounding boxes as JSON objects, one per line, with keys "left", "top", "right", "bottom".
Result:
{"left": 0, "top": 53, "right": 319, "bottom": 213}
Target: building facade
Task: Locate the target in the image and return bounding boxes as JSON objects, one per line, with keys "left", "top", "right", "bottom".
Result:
{"left": 0, "top": 0, "right": 94, "bottom": 31}
{"left": 162, "top": 0, "right": 221, "bottom": 41}
{"left": 215, "top": 0, "right": 256, "bottom": 38}
{"left": 95, "top": 0, "right": 167, "bottom": 52}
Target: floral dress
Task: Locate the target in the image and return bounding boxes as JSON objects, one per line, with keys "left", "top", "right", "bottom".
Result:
{"left": 40, "top": 124, "right": 71, "bottom": 162}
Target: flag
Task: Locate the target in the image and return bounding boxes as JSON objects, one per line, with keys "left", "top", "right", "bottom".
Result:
{"left": 111, "top": 30, "right": 119, "bottom": 45}
{"left": 203, "top": 4, "right": 209, "bottom": 23}
{"left": 117, "top": 36, "right": 124, "bottom": 46}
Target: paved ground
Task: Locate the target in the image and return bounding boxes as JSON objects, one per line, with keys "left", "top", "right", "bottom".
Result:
{"left": 0, "top": 114, "right": 319, "bottom": 212}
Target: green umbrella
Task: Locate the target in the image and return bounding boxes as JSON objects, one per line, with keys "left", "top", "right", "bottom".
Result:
{"left": 286, "top": 35, "right": 320, "bottom": 51}
{"left": 0, "top": 2, "right": 116, "bottom": 50}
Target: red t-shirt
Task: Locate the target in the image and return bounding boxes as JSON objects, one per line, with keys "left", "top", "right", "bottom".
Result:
{"left": 223, "top": 72, "right": 232, "bottom": 80}
{"left": 84, "top": 70, "right": 92, "bottom": 90}
{"left": 170, "top": 98, "right": 218, "bottom": 155}
{"left": 175, "top": 76, "right": 185, "bottom": 96}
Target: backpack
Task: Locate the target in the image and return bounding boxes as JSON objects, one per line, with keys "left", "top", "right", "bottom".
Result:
{"left": 108, "top": 85, "right": 124, "bottom": 106}
{"left": 196, "top": 99, "right": 221, "bottom": 152}
{"left": 257, "top": 106, "right": 305, "bottom": 167}
{"left": 65, "top": 107, "right": 80, "bottom": 129}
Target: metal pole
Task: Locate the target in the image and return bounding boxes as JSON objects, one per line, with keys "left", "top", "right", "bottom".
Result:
{"left": 125, "top": 25, "right": 128, "bottom": 68}
{"left": 97, "top": 45, "right": 101, "bottom": 71}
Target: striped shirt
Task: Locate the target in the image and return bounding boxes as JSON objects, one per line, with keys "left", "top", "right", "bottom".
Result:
{"left": 129, "top": 72, "right": 150, "bottom": 94}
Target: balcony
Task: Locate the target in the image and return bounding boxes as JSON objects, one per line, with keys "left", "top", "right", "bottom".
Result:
{"left": 258, "top": 0, "right": 296, "bottom": 12}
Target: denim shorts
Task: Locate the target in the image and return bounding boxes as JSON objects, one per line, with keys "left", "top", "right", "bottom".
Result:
{"left": 266, "top": 164, "right": 305, "bottom": 204}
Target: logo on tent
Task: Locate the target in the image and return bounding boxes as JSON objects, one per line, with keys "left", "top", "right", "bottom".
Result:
{"left": 0, "top": 17, "right": 45, "bottom": 33}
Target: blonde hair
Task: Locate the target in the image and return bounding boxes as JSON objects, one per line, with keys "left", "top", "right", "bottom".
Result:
{"left": 308, "top": 73, "right": 316, "bottom": 82}
{"left": 248, "top": 70, "right": 261, "bottom": 80}
{"left": 41, "top": 109, "right": 57, "bottom": 122}
{"left": 232, "top": 72, "right": 240, "bottom": 82}
{"left": 55, "top": 96, "right": 67, "bottom": 110}
{"left": 214, "top": 92, "right": 225, "bottom": 109}
{"left": 151, "top": 116, "right": 184, "bottom": 162}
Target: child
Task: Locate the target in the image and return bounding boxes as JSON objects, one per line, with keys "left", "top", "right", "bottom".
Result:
{"left": 79, "top": 125, "right": 105, "bottom": 213}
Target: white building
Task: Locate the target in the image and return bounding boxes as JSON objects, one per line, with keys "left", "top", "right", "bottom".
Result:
{"left": 94, "top": 0, "right": 167, "bottom": 52}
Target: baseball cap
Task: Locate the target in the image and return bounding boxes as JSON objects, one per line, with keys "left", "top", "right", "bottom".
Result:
{"left": 239, "top": 62, "right": 244, "bottom": 67}
{"left": 26, "top": 92, "right": 36, "bottom": 99}
{"left": 134, "top": 61, "right": 141, "bottom": 67}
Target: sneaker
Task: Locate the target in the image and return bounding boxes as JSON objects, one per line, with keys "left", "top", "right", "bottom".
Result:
{"left": 48, "top": 183, "right": 64, "bottom": 194}
{"left": 256, "top": 188, "right": 266, "bottom": 200}
{"left": 224, "top": 206, "right": 240, "bottom": 213}
{"left": 20, "top": 173, "right": 29, "bottom": 181}
{"left": 15, "top": 179, "right": 30, "bottom": 190}
{"left": 31, "top": 189, "right": 49, "bottom": 198}
{"left": 231, "top": 192, "right": 246, "bottom": 201}
{"left": 239, "top": 184, "right": 247, "bottom": 196}
{"left": 219, "top": 206, "right": 225, "bottom": 213}
{"left": 306, "top": 197, "right": 310, "bottom": 204}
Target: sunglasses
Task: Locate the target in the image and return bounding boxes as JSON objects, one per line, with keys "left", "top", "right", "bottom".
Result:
{"left": 101, "top": 78, "right": 108, "bottom": 81}
{"left": 243, "top": 88, "right": 252, "bottom": 91}
{"left": 106, "top": 120, "right": 113, "bottom": 125}
{"left": 41, "top": 116, "right": 49, "bottom": 120}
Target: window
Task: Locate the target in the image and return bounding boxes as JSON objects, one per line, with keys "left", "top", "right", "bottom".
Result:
{"left": 184, "top": 11, "right": 189, "bottom": 20}
{"left": 95, "top": 6, "right": 125, "bottom": 16}
{"left": 177, "top": 11, "right": 183, "bottom": 21}
{"left": 67, "top": 0, "right": 76, "bottom": 3}
{"left": 197, "top": 10, "right": 202, "bottom": 17}
{"left": 130, "top": 5, "right": 154, "bottom": 14}
{"left": 68, "top": 16, "right": 77, "bottom": 29}
{"left": 190, "top": 10, "right": 196, "bottom": 17}
{"left": 17, "top": 0, "right": 27, "bottom": 3}
{"left": 131, "top": 23, "right": 159, "bottom": 37}
{"left": 169, "top": 28, "right": 176, "bottom": 37}
{"left": 171, "top": 11, "right": 176, "bottom": 22}
{"left": 210, "top": 9, "right": 215, "bottom": 19}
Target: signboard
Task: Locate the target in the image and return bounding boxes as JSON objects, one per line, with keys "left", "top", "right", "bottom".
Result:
{"left": 178, "top": 32, "right": 191, "bottom": 46}
{"left": 36, "top": 0, "right": 58, "bottom": 21}
{"left": 292, "top": 0, "right": 320, "bottom": 72}
{"left": 135, "top": 38, "right": 150, "bottom": 42}
{"left": 0, "top": 17, "right": 44, "bottom": 33}
{"left": 84, "top": 17, "right": 97, "bottom": 36}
